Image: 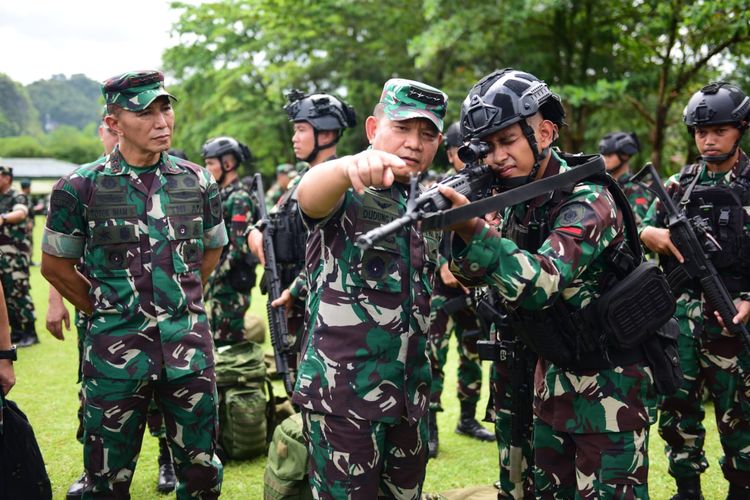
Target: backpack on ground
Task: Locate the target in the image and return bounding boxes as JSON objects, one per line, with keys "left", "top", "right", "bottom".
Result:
{"left": 215, "top": 340, "right": 270, "bottom": 460}
{"left": 264, "top": 413, "right": 313, "bottom": 500}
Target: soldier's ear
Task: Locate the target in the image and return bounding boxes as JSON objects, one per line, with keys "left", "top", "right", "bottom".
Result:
{"left": 365, "top": 115, "right": 380, "bottom": 143}
{"left": 104, "top": 114, "right": 123, "bottom": 137}
{"left": 538, "top": 119, "right": 556, "bottom": 149}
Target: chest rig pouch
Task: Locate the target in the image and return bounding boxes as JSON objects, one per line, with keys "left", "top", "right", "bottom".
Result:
{"left": 684, "top": 183, "right": 750, "bottom": 290}
{"left": 165, "top": 172, "right": 204, "bottom": 272}
{"left": 88, "top": 176, "right": 141, "bottom": 276}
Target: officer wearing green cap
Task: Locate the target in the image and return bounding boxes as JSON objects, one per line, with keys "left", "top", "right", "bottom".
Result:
{"left": 0, "top": 165, "right": 37, "bottom": 348}
{"left": 292, "top": 78, "right": 446, "bottom": 498}
{"left": 41, "top": 70, "right": 226, "bottom": 498}
{"left": 265, "top": 163, "right": 295, "bottom": 208}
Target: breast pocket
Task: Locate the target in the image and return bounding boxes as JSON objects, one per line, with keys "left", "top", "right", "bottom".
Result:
{"left": 345, "top": 221, "right": 403, "bottom": 294}
{"left": 87, "top": 220, "right": 142, "bottom": 278}
{"left": 167, "top": 216, "right": 204, "bottom": 274}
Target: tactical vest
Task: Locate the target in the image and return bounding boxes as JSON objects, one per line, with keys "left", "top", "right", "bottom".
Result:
{"left": 271, "top": 179, "right": 309, "bottom": 289}
{"left": 671, "top": 162, "right": 750, "bottom": 291}
{"left": 87, "top": 171, "right": 203, "bottom": 275}
{"left": 501, "top": 154, "right": 674, "bottom": 370}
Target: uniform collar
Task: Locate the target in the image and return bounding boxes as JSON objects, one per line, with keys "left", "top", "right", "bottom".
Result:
{"left": 103, "top": 147, "right": 181, "bottom": 176}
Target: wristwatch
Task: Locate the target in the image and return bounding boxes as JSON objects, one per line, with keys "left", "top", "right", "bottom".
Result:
{"left": 0, "top": 345, "right": 17, "bottom": 361}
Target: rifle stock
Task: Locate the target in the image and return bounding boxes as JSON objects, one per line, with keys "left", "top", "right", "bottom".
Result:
{"left": 634, "top": 163, "right": 750, "bottom": 355}
{"left": 252, "top": 173, "right": 294, "bottom": 395}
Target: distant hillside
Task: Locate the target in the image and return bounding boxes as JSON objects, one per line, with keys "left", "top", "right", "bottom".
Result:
{"left": 0, "top": 73, "right": 102, "bottom": 138}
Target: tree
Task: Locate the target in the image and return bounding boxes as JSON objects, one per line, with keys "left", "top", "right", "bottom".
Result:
{"left": 0, "top": 73, "right": 41, "bottom": 137}
{"left": 27, "top": 74, "right": 101, "bottom": 131}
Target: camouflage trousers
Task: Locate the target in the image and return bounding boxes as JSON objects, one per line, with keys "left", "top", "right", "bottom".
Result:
{"left": 0, "top": 251, "right": 35, "bottom": 336}
{"left": 658, "top": 322, "right": 750, "bottom": 485}
{"left": 534, "top": 420, "right": 650, "bottom": 499}
{"left": 81, "top": 369, "right": 223, "bottom": 499}
{"left": 486, "top": 353, "right": 535, "bottom": 499}
{"left": 428, "top": 287, "right": 482, "bottom": 410}
{"left": 76, "top": 386, "right": 165, "bottom": 444}
{"left": 301, "top": 410, "right": 428, "bottom": 499}
{"left": 206, "top": 271, "right": 251, "bottom": 345}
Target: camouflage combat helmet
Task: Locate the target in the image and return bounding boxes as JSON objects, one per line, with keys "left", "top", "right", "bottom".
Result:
{"left": 460, "top": 68, "right": 565, "bottom": 183}
{"left": 684, "top": 82, "right": 750, "bottom": 162}
{"left": 599, "top": 131, "right": 640, "bottom": 156}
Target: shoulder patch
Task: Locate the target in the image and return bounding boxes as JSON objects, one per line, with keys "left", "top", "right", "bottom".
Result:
{"left": 558, "top": 204, "right": 586, "bottom": 226}
{"left": 50, "top": 190, "right": 77, "bottom": 210}
{"left": 208, "top": 183, "right": 221, "bottom": 218}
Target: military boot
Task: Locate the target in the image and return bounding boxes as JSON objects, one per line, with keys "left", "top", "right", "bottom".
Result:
{"left": 427, "top": 409, "right": 439, "bottom": 459}
{"left": 455, "top": 401, "right": 495, "bottom": 442}
{"left": 670, "top": 476, "right": 703, "bottom": 500}
{"left": 17, "top": 327, "right": 39, "bottom": 348}
{"left": 156, "top": 438, "right": 177, "bottom": 493}
{"left": 727, "top": 482, "right": 750, "bottom": 500}
{"left": 66, "top": 472, "right": 86, "bottom": 499}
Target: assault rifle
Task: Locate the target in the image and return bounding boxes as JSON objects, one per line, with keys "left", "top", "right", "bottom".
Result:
{"left": 251, "top": 173, "right": 294, "bottom": 395}
{"left": 475, "top": 290, "right": 534, "bottom": 486}
{"left": 633, "top": 162, "right": 750, "bottom": 356}
{"left": 356, "top": 138, "right": 495, "bottom": 250}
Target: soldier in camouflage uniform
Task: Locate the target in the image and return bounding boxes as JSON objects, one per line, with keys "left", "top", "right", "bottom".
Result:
{"left": 266, "top": 163, "right": 294, "bottom": 208}
{"left": 292, "top": 78, "right": 446, "bottom": 499}
{"left": 0, "top": 165, "right": 38, "bottom": 348}
{"left": 247, "top": 91, "right": 355, "bottom": 384}
{"left": 40, "top": 70, "right": 227, "bottom": 499}
{"left": 439, "top": 69, "right": 661, "bottom": 498}
{"left": 641, "top": 81, "right": 750, "bottom": 500}
{"left": 427, "top": 121, "right": 494, "bottom": 460}
{"left": 45, "top": 115, "right": 177, "bottom": 498}
{"left": 598, "top": 131, "right": 653, "bottom": 225}
{"left": 202, "top": 136, "right": 258, "bottom": 346}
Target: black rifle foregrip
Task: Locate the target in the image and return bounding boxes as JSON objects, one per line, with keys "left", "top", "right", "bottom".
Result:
{"left": 701, "top": 276, "right": 750, "bottom": 355}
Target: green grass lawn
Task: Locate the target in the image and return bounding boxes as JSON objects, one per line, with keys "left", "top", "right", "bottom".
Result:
{"left": 9, "top": 217, "right": 728, "bottom": 498}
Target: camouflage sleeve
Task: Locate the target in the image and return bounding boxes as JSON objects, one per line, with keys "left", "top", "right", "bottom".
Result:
{"left": 452, "top": 184, "right": 622, "bottom": 310}
{"left": 41, "top": 177, "right": 86, "bottom": 258}
{"left": 203, "top": 174, "right": 229, "bottom": 249}
{"left": 640, "top": 173, "right": 680, "bottom": 230}
{"left": 289, "top": 269, "right": 308, "bottom": 299}
{"left": 227, "top": 190, "right": 255, "bottom": 262}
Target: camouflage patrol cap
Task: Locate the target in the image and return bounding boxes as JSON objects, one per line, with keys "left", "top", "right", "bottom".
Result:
{"left": 0, "top": 165, "right": 12, "bottom": 176}
{"left": 379, "top": 78, "right": 448, "bottom": 132}
{"left": 102, "top": 70, "right": 176, "bottom": 112}
{"left": 276, "top": 163, "right": 294, "bottom": 174}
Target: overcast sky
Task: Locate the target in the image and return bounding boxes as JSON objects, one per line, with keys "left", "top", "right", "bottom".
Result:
{"left": 0, "top": 0, "right": 187, "bottom": 85}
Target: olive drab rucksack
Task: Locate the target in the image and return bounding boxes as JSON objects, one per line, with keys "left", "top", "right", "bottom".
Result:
{"left": 215, "top": 340, "right": 271, "bottom": 460}
{"left": 263, "top": 413, "right": 313, "bottom": 500}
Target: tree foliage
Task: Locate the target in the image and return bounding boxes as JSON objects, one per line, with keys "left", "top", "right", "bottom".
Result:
{"left": 0, "top": 73, "right": 41, "bottom": 138}
{"left": 163, "top": 0, "right": 750, "bottom": 176}
{"left": 27, "top": 74, "right": 102, "bottom": 131}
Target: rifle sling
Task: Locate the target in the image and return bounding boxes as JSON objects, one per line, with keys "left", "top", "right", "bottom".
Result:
{"left": 422, "top": 156, "right": 604, "bottom": 230}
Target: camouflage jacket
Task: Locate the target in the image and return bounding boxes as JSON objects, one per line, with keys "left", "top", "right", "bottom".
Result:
{"left": 451, "top": 152, "right": 657, "bottom": 433}
{"left": 642, "top": 150, "right": 750, "bottom": 324}
{"left": 0, "top": 188, "right": 29, "bottom": 255}
{"left": 219, "top": 178, "right": 256, "bottom": 266}
{"left": 293, "top": 184, "right": 440, "bottom": 424}
{"left": 617, "top": 172, "right": 654, "bottom": 227}
{"left": 42, "top": 147, "right": 228, "bottom": 381}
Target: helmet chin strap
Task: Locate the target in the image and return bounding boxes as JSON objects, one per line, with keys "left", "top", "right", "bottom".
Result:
{"left": 299, "top": 129, "right": 341, "bottom": 163}
{"left": 699, "top": 140, "right": 740, "bottom": 164}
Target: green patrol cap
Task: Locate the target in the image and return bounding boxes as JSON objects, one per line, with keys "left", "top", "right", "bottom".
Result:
{"left": 379, "top": 78, "right": 448, "bottom": 132}
{"left": 102, "top": 70, "right": 176, "bottom": 112}
{"left": 0, "top": 165, "right": 12, "bottom": 176}
{"left": 276, "top": 163, "right": 294, "bottom": 174}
